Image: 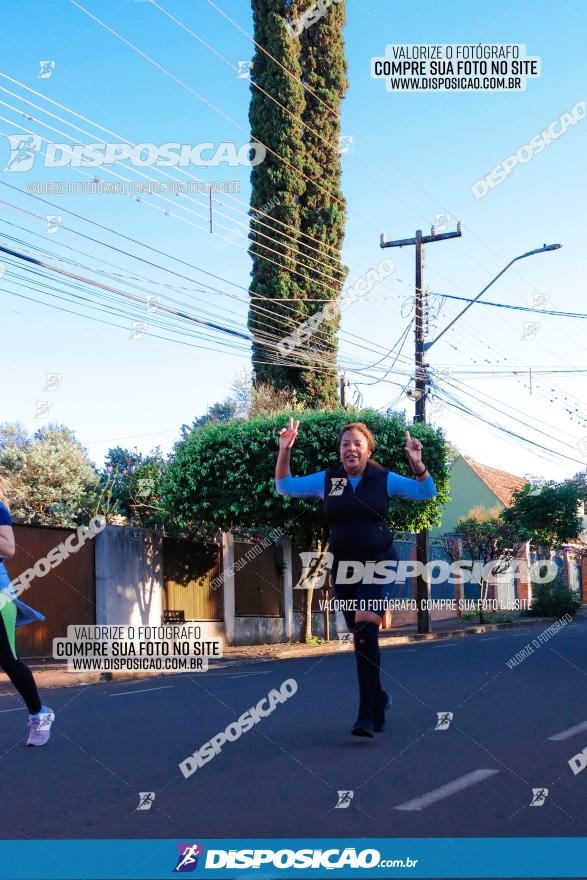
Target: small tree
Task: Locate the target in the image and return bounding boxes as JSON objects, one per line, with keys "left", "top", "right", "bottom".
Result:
{"left": 0, "top": 422, "right": 98, "bottom": 526}
{"left": 501, "top": 480, "right": 583, "bottom": 613}
{"left": 179, "top": 400, "right": 238, "bottom": 441}
{"left": 444, "top": 510, "right": 520, "bottom": 624}
{"left": 501, "top": 482, "right": 583, "bottom": 559}
{"left": 568, "top": 469, "right": 587, "bottom": 505}
{"left": 445, "top": 440, "right": 461, "bottom": 468}
{"left": 164, "top": 407, "right": 449, "bottom": 642}
{"left": 231, "top": 372, "right": 300, "bottom": 418}
{"left": 94, "top": 447, "right": 166, "bottom": 528}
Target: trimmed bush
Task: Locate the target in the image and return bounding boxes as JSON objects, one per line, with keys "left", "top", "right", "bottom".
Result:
{"left": 525, "top": 582, "right": 582, "bottom": 618}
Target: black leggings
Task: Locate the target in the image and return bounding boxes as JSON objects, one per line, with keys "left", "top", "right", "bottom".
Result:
{"left": 0, "top": 611, "right": 42, "bottom": 714}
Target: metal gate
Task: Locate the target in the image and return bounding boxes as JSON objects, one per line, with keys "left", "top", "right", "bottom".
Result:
{"left": 234, "top": 541, "right": 283, "bottom": 617}
{"left": 163, "top": 538, "right": 222, "bottom": 621}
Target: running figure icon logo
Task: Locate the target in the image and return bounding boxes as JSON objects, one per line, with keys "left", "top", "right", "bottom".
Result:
{"left": 329, "top": 477, "right": 347, "bottom": 496}
{"left": 335, "top": 790, "right": 354, "bottom": 809}
{"left": 530, "top": 788, "right": 549, "bottom": 806}
{"left": 136, "top": 792, "right": 155, "bottom": 811}
{"left": 294, "top": 551, "right": 333, "bottom": 589}
{"left": 37, "top": 60, "right": 56, "bottom": 79}
{"left": 236, "top": 60, "right": 252, "bottom": 78}
{"left": 173, "top": 844, "right": 203, "bottom": 872}
{"left": 2, "top": 134, "right": 42, "bottom": 172}
{"left": 434, "top": 711, "right": 453, "bottom": 730}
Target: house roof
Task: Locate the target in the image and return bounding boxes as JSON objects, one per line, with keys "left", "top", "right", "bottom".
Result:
{"left": 462, "top": 457, "right": 528, "bottom": 507}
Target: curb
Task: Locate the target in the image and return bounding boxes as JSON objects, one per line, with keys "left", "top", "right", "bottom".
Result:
{"left": 23, "top": 614, "right": 577, "bottom": 690}
{"left": 243, "top": 615, "right": 563, "bottom": 659}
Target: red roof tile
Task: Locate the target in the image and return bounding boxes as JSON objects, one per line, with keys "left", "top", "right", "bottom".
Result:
{"left": 463, "top": 457, "right": 528, "bottom": 507}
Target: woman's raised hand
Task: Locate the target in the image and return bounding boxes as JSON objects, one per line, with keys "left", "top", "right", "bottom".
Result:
{"left": 278, "top": 417, "right": 300, "bottom": 450}
{"left": 404, "top": 429, "right": 423, "bottom": 468}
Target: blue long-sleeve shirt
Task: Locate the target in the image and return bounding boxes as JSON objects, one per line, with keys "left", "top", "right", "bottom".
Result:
{"left": 275, "top": 470, "right": 436, "bottom": 501}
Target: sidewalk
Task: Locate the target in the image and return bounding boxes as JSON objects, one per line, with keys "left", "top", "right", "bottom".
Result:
{"left": 17, "top": 610, "right": 584, "bottom": 692}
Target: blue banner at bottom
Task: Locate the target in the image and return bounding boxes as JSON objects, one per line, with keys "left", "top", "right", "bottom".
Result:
{"left": 0, "top": 838, "right": 586, "bottom": 879}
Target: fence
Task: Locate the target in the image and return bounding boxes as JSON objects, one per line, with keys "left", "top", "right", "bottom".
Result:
{"left": 5, "top": 520, "right": 583, "bottom": 659}
{"left": 12, "top": 524, "right": 96, "bottom": 658}
{"left": 234, "top": 540, "right": 283, "bottom": 617}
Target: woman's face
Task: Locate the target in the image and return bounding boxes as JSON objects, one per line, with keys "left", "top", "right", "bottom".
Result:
{"left": 339, "top": 429, "right": 371, "bottom": 475}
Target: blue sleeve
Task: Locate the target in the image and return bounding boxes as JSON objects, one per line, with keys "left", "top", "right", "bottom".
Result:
{"left": 387, "top": 471, "right": 437, "bottom": 501}
{"left": 275, "top": 472, "right": 325, "bottom": 499}
{"left": 0, "top": 503, "right": 11, "bottom": 526}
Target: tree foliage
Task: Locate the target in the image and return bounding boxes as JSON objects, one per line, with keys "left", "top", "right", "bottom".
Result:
{"left": 443, "top": 514, "right": 519, "bottom": 624}
{"left": 294, "top": 0, "right": 348, "bottom": 405}
{"left": 179, "top": 400, "right": 237, "bottom": 441}
{"left": 568, "top": 470, "right": 587, "bottom": 506}
{"left": 444, "top": 440, "right": 461, "bottom": 468}
{"left": 94, "top": 446, "right": 166, "bottom": 529}
{"left": 0, "top": 422, "right": 97, "bottom": 526}
{"left": 163, "top": 408, "right": 449, "bottom": 547}
{"left": 248, "top": 0, "right": 308, "bottom": 396}
{"left": 501, "top": 482, "right": 582, "bottom": 557}
{"left": 248, "top": 0, "right": 347, "bottom": 406}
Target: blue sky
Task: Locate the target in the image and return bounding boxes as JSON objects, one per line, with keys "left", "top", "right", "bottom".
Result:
{"left": 0, "top": 0, "right": 586, "bottom": 481}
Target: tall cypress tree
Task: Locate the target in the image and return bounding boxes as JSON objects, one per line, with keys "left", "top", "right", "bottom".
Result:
{"left": 248, "top": 0, "right": 306, "bottom": 395}
{"left": 248, "top": 0, "right": 347, "bottom": 407}
{"left": 296, "top": 0, "right": 348, "bottom": 407}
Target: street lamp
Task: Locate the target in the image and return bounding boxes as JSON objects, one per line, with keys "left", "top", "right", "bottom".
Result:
{"left": 424, "top": 243, "right": 562, "bottom": 351}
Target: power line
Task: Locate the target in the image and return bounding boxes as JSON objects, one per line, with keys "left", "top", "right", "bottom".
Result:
{"left": 434, "top": 376, "right": 583, "bottom": 452}
{"left": 432, "top": 290, "right": 587, "bottom": 319}
{"left": 0, "top": 241, "right": 250, "bottom": 340}
{"left": 0, "top": 183, "right": 415, "bottom": 370}
{"left": 0, "top": 70, "right": 415, "bottom": 288}
{"left": 438, "top": 392, "right": 586, "bottom": 467}
{"left": 204, "top": 0, "right": 587, "bottom": 364}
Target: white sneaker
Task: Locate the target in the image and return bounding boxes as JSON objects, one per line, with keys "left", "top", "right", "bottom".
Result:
{"left": 27, "top": 706, "right": 55, "bottom": 746}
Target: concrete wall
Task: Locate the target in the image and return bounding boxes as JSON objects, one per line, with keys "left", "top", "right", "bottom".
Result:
{"left": 230, "top": 612, "right": 342, "bottom": 646}
{"left": 232, "top": 616, "right": 287, "bottom": 645}
{"left": 95, "top": 525, "right": 164, "bottom": 627}
{"left": 293, "top": 612, "right": 341, "bottom": 641}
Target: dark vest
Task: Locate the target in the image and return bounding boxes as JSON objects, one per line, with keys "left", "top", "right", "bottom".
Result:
{"left": 323, "top": 462, "right": 396, "bottom": 562}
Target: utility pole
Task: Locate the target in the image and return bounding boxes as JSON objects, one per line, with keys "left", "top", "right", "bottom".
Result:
{"left": 380, "top": 223, "right": 462, "bottom": 633}
{"left": 340, "top": 372, "right": 347, "bottom": 408}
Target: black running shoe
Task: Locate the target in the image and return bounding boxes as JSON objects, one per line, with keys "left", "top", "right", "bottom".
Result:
{"left": 351, "top": 717, "right": 375, "bottom": 737}
{"left": 374, "top": 692, "right": 391, "bottom": 732}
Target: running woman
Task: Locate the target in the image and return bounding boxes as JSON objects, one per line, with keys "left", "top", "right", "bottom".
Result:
{"left": 275, "top": 419, "right": 436, "bottom": 737}
{"left": 0, "top": 476, "right": 55, "bottom": 746}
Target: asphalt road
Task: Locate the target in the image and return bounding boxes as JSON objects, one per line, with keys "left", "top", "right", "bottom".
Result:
{"left": 1, "top": 618, "right": 586, "bottom": 846}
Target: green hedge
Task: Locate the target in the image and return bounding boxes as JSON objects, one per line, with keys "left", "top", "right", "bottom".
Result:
{"left": 163, "top": 407, "right": 450, "bottom": 546}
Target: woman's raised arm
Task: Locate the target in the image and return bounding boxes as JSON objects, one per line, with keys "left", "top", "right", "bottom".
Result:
{"left": 275, "top": 416, "right": 299, "bottom": 480}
